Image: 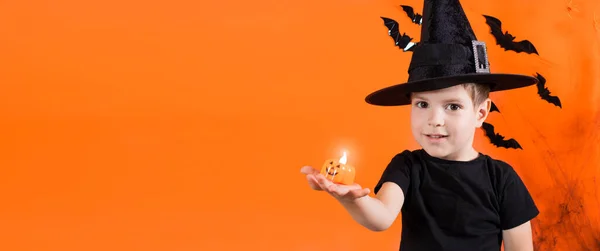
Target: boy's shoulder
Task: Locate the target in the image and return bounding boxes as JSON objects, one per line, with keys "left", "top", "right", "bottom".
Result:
{"left": 391, "top": 148, "right": 513, "bottom": 166}
{"left": 389, "top": 148, "right": 521, "bottom": 181}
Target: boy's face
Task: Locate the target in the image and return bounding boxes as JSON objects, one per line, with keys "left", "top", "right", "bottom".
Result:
{"left": 410, "top": 84, "right": 491, "bottom": 161}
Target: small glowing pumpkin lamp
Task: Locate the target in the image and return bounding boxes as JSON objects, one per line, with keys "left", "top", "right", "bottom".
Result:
{"left": 320, "top": 151, "right": 355, "bottom": 185}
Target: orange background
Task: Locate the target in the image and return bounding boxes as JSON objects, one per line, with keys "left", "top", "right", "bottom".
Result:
{"left": 1, "top": 0, "right": 599, "bottom": 250}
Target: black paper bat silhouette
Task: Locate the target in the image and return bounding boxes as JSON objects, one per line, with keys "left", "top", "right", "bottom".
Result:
{"left": 483, "top": 15, "right": 539, "bottom": 55}
{"left": 535, "top": 73, "right": 562, "bottom": 108}
{"left": 400, "top": 5, "right": 422, "bottom": 25}
{"left": 381, "top": 17, "right": 418, "bottom": 52}
{"left": 481, "top": 122, "right": 522, "bottom": 149}
{"left": 490, "top": 102, "right": 500, "bottom": 113}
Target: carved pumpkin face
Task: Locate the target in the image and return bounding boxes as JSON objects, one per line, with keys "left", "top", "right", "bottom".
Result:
{"left": 320, "top": 152, "right": 355, "bottom": 185}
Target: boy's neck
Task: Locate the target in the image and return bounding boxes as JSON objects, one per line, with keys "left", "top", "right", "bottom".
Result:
{"left": 427, "top": 146, "right": 480, "bottom": 162}
{"left": 456, "top": 147, "right": 481, "bottom": 162}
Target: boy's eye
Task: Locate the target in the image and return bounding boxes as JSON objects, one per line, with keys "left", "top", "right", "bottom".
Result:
{"left": 446, "top": 104, "right": 462, "bottom": 110}
{"left": 416, "top": 101, "right": 428, "bottom": 108}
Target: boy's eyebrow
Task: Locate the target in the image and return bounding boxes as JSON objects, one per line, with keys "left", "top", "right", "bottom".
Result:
{"left": 441, "top": 98, "right": 465, "bottom": 103}
{"left": 412, "top": 94, "right": 464, "bottom": 103}
{"left": 411, "top": 94, "right": 427, "bottom": 100}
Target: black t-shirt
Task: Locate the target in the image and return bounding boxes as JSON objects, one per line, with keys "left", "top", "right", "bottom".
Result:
{"left": 374, "top": 149, "right": 539, "bottom": 251}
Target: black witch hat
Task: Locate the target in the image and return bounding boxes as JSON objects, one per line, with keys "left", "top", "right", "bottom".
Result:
{"left": 365, "top": 0, "right": 539, "bottom": 106}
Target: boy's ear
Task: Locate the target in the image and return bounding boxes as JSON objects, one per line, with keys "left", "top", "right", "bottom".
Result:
{"left": 476, "top": 98, "right": 492, "bottom": 127}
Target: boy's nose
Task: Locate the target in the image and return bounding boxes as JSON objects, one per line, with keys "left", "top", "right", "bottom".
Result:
{"left": 428, "top": 110, "right": 444, "bottom": 127}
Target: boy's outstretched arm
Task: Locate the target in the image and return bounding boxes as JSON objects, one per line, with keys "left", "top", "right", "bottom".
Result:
{"left": 336, "top": 181, "right": 404, "bottom": 231}
{"left": 301, "top": 166, "right": 405, "bottom": 232}
{"left": 502, "top": 221, "right": 534, "bottom": 251}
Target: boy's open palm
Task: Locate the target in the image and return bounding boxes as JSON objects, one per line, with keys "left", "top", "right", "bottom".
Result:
{"left": 300, "top": 166, "right": 370, "bottom": 201}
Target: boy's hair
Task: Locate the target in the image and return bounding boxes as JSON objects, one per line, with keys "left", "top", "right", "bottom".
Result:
{"left": 461, "top": 83, "right": 490, "bottom": 107}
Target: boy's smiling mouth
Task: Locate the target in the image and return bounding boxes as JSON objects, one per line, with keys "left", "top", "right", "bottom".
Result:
{"left": 424, "top": 134, "right": 448, "bottom": 142}
{"left": 425, "top": 133, "right": 448, "bottom": 138}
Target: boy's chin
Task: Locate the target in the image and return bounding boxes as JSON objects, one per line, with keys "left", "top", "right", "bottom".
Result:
{"left": 423, "top": 147, "right": 450, "bottom": 158}
{"left": 420, "top": 145, "right": 456, "bottom": 159}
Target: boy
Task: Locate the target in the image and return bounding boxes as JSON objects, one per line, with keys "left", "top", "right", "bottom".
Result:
{"left": 300, "top": 0, "right": 539, "bottom": 250}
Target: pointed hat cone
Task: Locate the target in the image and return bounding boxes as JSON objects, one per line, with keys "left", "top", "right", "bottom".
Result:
{"left": 365, "top": 0, "right": 538, "bottom": 106}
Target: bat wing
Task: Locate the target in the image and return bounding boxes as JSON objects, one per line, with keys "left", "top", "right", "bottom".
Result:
{"left": 481, "top": 122, "right": 497, "bottom": 141}
{"left": 490, "top": 102, "right": 500, "bottom": 113}
{"left": 535, "top": 72, "right": 546, "bottom": 83}
{"left": 535, "top": 73, "right": 562, "bottom": 108}
{"left": 501, "top": 138, "right": 523, "bottom": 149}
{"left": 481, "top": 122, "right": 522, "bottom": 149}
{"left": 381, "top": 17, "right": 415, "bottom": 51}
{"left": 381, "top": 17, "right": 399, "bottom": 35}
{"left": 404, "top": 41, "right": 418, "bottom": 51}
{"left": 546, "top": 95, "right": 562, "bottom": 108}
{"left": 514, "top": 40, "right": 539, "bottom": 55}
{"left": 381, "top": 17, "right": 401, "bottom": 44}
{"left": 400, "top": 5, "right": 416, "bottom": 20}
{"left": 483, "top": 15, "right": 507, "bottom": 45}
{"left": 483, "top": 15, "right": 538, "bottom": 54}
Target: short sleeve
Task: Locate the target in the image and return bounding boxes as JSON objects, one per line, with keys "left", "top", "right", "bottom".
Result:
{"left": 499, "top": 167, "right": 539, "bottom": 230}
{"left": 374, "top": 150, "right": 411, "bottom": 196}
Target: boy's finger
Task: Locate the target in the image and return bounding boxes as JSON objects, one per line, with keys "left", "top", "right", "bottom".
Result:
{"left": 326, "top": 184, "right": 337, "bottom": 194}
{"left": 330, "top": 185, "right": 348, "bottom": 197}
{"left": 333, "top": 184, "right": 355, "bottom": 197}
{"left": 300, "top": 166, "right": 319, "bottom": 175}
{"left": 306, "top": 174, "right": 323, "bottom": 190}
{"left": 315, "top": 174, "right": 333, "bottom": 188}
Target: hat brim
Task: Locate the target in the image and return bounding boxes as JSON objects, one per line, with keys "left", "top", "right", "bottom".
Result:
{"left": 364, "top": 73, "right": 538, "bottom": 106}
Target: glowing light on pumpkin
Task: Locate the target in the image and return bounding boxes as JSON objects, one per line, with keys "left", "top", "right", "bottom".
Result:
{"left": 339, "top": 151, "right": 347, "bottom": 165}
